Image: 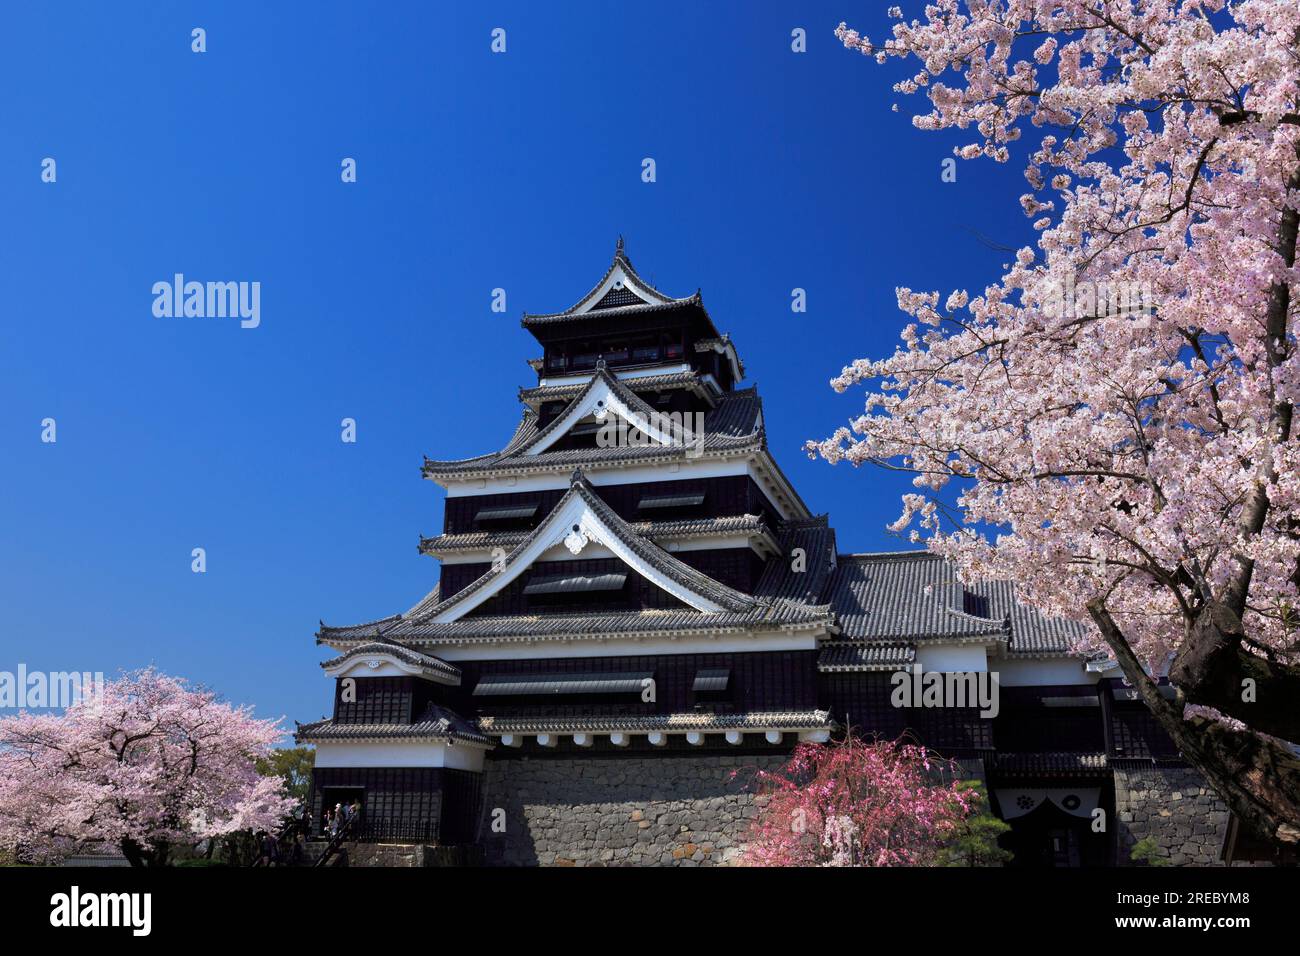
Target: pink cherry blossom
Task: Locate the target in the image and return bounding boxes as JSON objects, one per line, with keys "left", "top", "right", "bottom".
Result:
{"left": 737, "top": 736, "right": 974, "bottom": 866}
{"left": 817, "top": 1, "right": 1300, "bottom": 844}
{"left": 0, "top": 668, "right": 294, "bottom": 865}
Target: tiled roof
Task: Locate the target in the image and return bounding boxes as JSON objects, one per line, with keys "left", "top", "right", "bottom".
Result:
{"left": 477, "top": 709, "right": 835, "bottom": 734}
{"left": 523, "top": 294, "right": 712, "bottom": 326}
{"left": 318, "top": 640, "right": 462, "bottom": 682}
{"left": 520, "top": 241, "right": 714, "bottom": 332}
{"left": 823, "top": 552, "right": 1009, "bottom": 643}
{"left": 694, "top": 335, "right": 746, "bottom": 380}
{"left": 320, "top": 472, "right": 834, "bottom": 648}
{"left": 818, "top": 642, "right": 916, "bottom": 672}
{"left": 384, "top": 604, "right": 831, "bottom": 645}
{"left": 754, "top": 516, "right": 837, "bottom": 604}
{"left": 513, "top": 366, "right": 663, "bottom": 457}
{"left": 315, "top": 615, "right": 404, "bottom": 643}
{"left": 822, "top": 551, "right": 1086, "bottom": 655}
{"left": 295, "top": 705, "right": 490, "bottom": 747}
{"left": 519, "top": 370, "right": 716, "bottom": 407}
{"left": 421, "top": 378, "right": 764, "bottom": 480}
{"left": 419, "top": 513, "right": 773, "bottom": 556}
{"left": 992, "top": 752, "right": 1109, "bottom": 776}
{"left": 404, "top": 472, "right": 762, "bottom": 622}
{"left": 1004, "top": 599, "right": 1090, "bottom": 656}
{"left": 318, "top": 584, "right": 441, "bottom": 644}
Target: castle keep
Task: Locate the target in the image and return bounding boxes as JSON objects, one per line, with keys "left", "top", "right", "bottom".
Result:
{"left": 298, "top": 242, "right": 1228, "bottom": 866}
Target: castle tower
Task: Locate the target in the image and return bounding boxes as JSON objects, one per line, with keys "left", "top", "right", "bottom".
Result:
{"left": 298, "top": 242, "right": 1191, "bottom": 866}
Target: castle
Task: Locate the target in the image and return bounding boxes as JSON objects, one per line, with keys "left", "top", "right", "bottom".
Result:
{"left": 298, "top": 241, "right": 1234, "bottom": 866}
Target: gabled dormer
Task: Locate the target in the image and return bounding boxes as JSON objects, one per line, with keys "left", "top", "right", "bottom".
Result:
{"left": 523, "top": 239, "right": 743, "bottom": 389}
{"left": 416, "top": 469, "right": 760, "bottom": 625}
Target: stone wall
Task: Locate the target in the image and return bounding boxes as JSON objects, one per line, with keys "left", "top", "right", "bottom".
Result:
{"left": 478, "top": 753, "right": 788, "bottom": 866}
{"left": 1112, "top": 764, "right": 1230, "bottom": 866}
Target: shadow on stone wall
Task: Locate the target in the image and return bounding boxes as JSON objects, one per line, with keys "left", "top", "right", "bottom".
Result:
{"left": 478, "top": 753, "right": 789, "bottom": 867}
{"left": 1113, "top": 765, "right": 1231, "bottom": 866}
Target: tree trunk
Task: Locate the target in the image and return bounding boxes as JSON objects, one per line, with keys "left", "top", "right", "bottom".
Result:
{"left": 120, "top": 837, "right": 146, "bottom": 868}
{"left": 1170, "top": 600, "right": 1300, "bottom": 742}
{"left": 1089, "top": 600, "right": 1300, "bottom": 846}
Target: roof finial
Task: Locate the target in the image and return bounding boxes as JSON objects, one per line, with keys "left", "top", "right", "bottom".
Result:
{"left": 571, "top": 466, "right": 586, "bottom": 486}
{"left": 615, "top": 235, "right": 625, "bottom": 257}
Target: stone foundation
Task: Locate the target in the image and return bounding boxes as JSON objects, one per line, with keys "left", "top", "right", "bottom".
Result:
{"left": 478, "top": 753, "right": 788, "bottom": 866}
{"left": 1112, "top": 765, "right": 1230, "bottom": 866}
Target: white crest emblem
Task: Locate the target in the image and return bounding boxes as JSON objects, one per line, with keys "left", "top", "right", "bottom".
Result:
{"left": 563, "top": 523, "right": 589, "bottom": 556}
{"left": 366, "top": 659, "right": 381, "bottom": 669}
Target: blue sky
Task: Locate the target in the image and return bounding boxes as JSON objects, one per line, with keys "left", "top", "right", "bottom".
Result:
{"left": 0, "top": 2, "right": 1031, "bottom": 730}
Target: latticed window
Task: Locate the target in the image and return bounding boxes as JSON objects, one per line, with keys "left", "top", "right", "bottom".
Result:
{"left": 334, "top": 677, "right": 413, "bottom": 725}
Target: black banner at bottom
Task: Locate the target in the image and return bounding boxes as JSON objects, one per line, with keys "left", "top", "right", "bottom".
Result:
{"left": 0, "top": 864, "right": 1277, "bottom": 941}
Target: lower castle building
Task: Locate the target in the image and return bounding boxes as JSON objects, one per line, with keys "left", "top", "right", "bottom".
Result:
{"left": 298, "top": 241, "right": 1237, "bottom": 866}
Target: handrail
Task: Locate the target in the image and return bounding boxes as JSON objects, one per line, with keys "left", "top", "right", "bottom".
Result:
{"left": 312, "top": 812, "right": 360, "bottom": 868}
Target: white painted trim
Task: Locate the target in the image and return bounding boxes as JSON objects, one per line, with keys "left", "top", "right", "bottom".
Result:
{"left": 997, "top": 657, "right": 1098, "bottom": 687}
{"left": 443, "top": 457, "right": 748, "bottom": 497}
{"left": 524, "top": 375, "right": 686, "bottom": 457}
{"left": 312, "top": 740, "right": 487, "bottom": 772}
{"left": 915, "top": 644, "right": 989, "bottom": 673}
{"left": 697, "top": 338, "right": 744, "bottom": 383}
{"left": 539, "top": 364, "right": 694, "bottom": 389}
{"left": 572, "top": 259, "right": 672, "bottom": 314}
{"left": 647, "top": 732, "right": 667, "bottom": 747}
{"left": 437, "top": 531, "right": 775, "bottom": 566}
{"left": 323, "top": 652, "right": 459, "bottom": 686}
{"left": 429, "top": 492, "right": 728, "bottom": 622}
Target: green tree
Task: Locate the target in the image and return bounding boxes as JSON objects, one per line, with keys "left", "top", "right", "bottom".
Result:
{"left": 256, "top": 746, "right": 314, "bottom": 804}
{"left": 1128, "top": 837, "right": 1171, "bottom": 867}
{"left": 937, "top": 781, "right": 1013, "bottom": 867}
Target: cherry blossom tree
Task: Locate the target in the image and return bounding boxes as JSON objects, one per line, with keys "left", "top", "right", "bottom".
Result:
{"left": 0, "top": 668, "right": 294, "bottom": 866}
{"left": 739, "top": 736, "right": 975, "bottom": 866}
{"left": 812, "top": 0, "right": 1300, "bottom": 845}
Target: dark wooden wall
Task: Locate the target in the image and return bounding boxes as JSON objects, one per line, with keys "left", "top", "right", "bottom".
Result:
{"left": 440, "top": 650, "right": 819, "bottom": 719}
{"left": 440, "top": 475, "right": 779, "bottom": 538}
{"left": 442, "top": 547, "right": 764, "bottom": 605}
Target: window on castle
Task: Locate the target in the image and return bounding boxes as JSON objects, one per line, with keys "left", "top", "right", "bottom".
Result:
{"left": 472, "top": 671, "right": 652, "bottom": 697}
{"left": 962, "top": 590, "right": 991, "bottom": 617}
{"left": 474, "top": 502, "right": 539, "bottom": 528}
{"left": 523, "top": 571, "right": 628, "bottom": 607}
{"left": 638, "top": 492, "right": 706, "bottom": 514}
